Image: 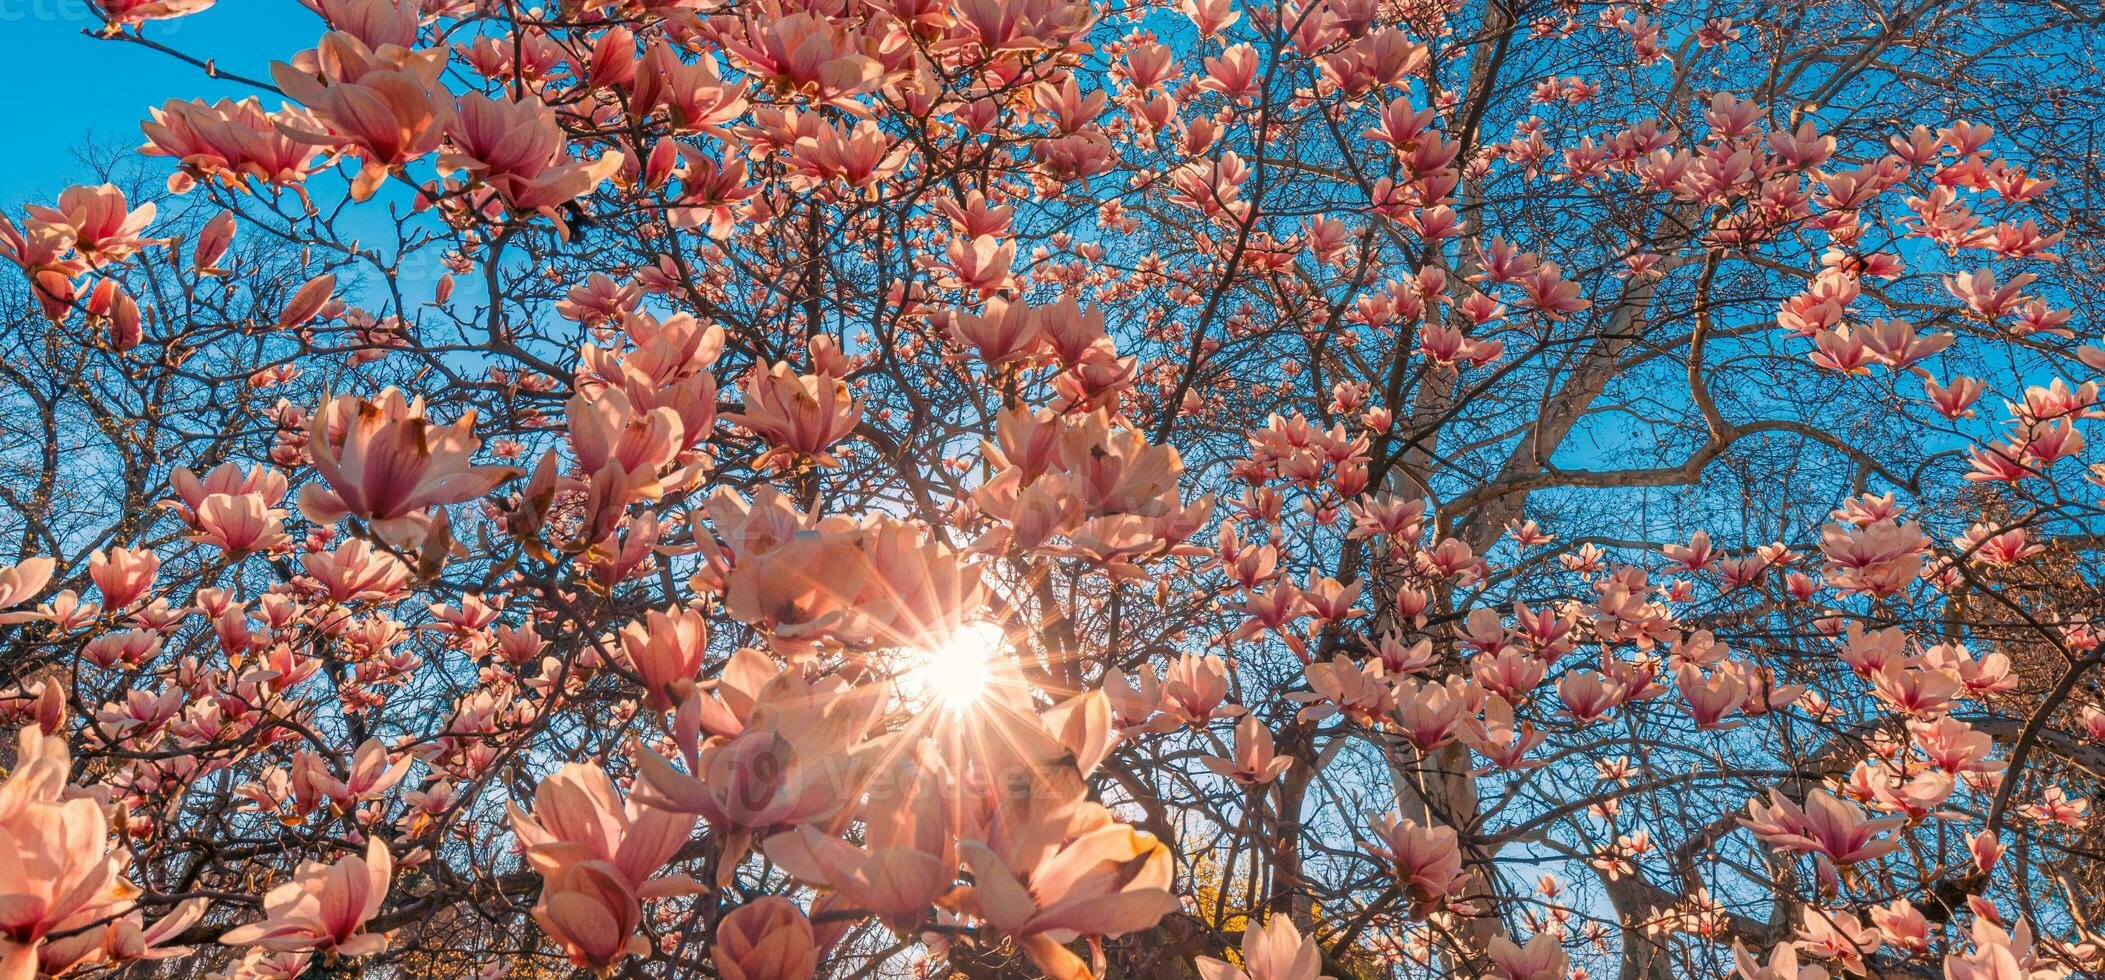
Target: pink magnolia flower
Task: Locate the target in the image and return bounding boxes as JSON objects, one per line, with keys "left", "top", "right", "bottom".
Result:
{"left": 1294, "top": 654, "right": 1396, "bottom": 726}
{"left": 23, "top": 184, "right": 156, "bottom": 264}
{"left": 0, "top": 557, "right": 54, "bottom": 609}
{"left": 2017, "top": 786, "right": 2088, "bottom": 829}
{"left": 1869, "top": 899, "right": 1930, "bottom": 953}
{"left": 0, "top": 726, "right": 136, "bottom": 980}
{"left": 1152, "top": 652, "right": 1240, "bottom": 729}
{"left": 1819, "top": 518, "right": 1926, "bottom": 597}
{"left": 955, "top": 813, "right": 1180, "bottom": 979}
{"left": 299, "top": 0, "right": 421, "bottom": 50}
{"left": 219, "top": 837, "right": 393, "bottom": 956}
{"left": 763, "top": 760, "right": 955, "bottom": 931}
{"left": 167, "top": 462, "right": 288, "bottom": 519}
{"left": 631, "top": 42, "right": 749, "bottom": 133}
{"left": 139, "top": 97, "right": 330, "bottom": 192}
{"left": 715, "top": 897, "right": 819, "bottom": 980}
{"left": 567, "top": 387, "right": 685, "bottom": 498}
{"left": 270, "top": 33, "right": 453, "bottom": 200}
{"left": 674, "top": 646, "right": 776, "bottom": 740}
{"left": 277, "top": 272, "right": 337, "bottom": 329}
{"left": 1731, "top": 940, "right": 1828, "bottom": 980}
{"left": 221, "top": 947, "right": 312, "bottom": 979}
{"left": 850, "top": 518, "right": 988, "bottom": 649}
{"left": 0, "top": 589, "right": 99, "bottom": 629}
{"left": 1866, "top": 662, "right": 1960, "bottom": 717}
{"left": 290, "top": 738, "right": 412, "bottom": 813}
{"left": 1391, "top": 676, "right": 1475, "bottom": 751}
{"left": 1675, "top": 663, "right": 1749, "bottom": 730}
{"left": 640, "top": 731, "right": 844, "bottom": 849}
{"left": 190, "top": 492, "right": 291, "bottom": 555}
{"left": 507, "top": 763, "right": 695, "bottom": 897}
{"left": 1739, "top": 789, "right": 1902, "bottom": 866}
{"left": 1101, "top": 664, "right": 1161, "bottom": 733}
{"left": 717, "top": 10, "right": 880, "bottom": 108}
{"left": 1460, "top": 694, "right": 1547, "bottom": 773}
{"left": 1794, "top": 907, "right": 1882, "bottom": 974}
{"left": 1363, "top": 813, "right": 1471, "bottom": 915}
{"left": 1056, "top": 419, "right": 1185, "bottom": 517}
{"left": 582, "top": 26, "right": 638, "bottom": 89}
{"left": 88, "top": 546, "right": 159, "bottom": 610}
{"left": 1196, "top": 914, "right": 1329, "bottom": 980}
{"left": 636, "top": 672, "right": 888, "bottom": 864}
{"left": 96, "top": 0, "right": 216, "bottom": 27}
{"left": 1555, "top": 669, "right": 1624, "bottom": 724}
{"left": 615, "top": 607, "right": 710, "bottom": 711}
{"left": 439, "top": 93, "right": 624, "bottom": 218}
{"left": 531, "top": 862, "right": 647, "bottom": 971}
{"left": 557, "top": 272, "right": 639, "bottom": 325}
{"left": 37, "top": 896, "right": 204, "bottom": 976}
{"left": 724, "top": 361, "right": 863, "bottom": 468}
{"left": 297, "top": 389, "right": 519, "bottom": 548}
{"left": 1662, "top": 529, "right": 1717, "bottom": 571}
{"left": 1847, "top": 762, "right": 1954, "bottom": 822}
{"left": 1486, "top": 932, "right": 1570, "bottom": 980}
{"left": 301, "top": 538, "right": 413, "bottom": 603}
{"left": 788, "top": 119, "right": 910, "bottom": 194}
{"left": 0, "top": 211, "right": 78, "bottom": 284}
{"left": 1944, "top": 914, "right": 2063, "bottom": 980}
{"left": 947, "top": 300, "right": 1046, "bottom": 369}
{"left": 1201, "top": 715, "right": 1294, "bottom": 787}
{"left": 1473, "top": 651, "right": 1540, "bottom": 702}
{"left": 711, "top": 510, "right": 874, "bottom": 643}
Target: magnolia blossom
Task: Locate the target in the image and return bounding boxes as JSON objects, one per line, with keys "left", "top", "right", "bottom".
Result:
{"left": 615, "top": 606, "right": 710, "bottom": 710}
{"left": 1363, "top": 813, "right": 1471, "bottom": 915}
{"left": 508, "top": 763, "right": 697, "bottom": 969}
{"left": 22, "top": 183, "right": 156, "bottom": 264}
{"left": 1740, "top": 790, "right": 1903, "bottom": 866}
{"left": 98, "top": 0, "right": 216, "bottom": 27}
{"left": 715, "top": 896, "right": 819, "bottom": 980}
{"left": 724, "top": 361, "right": 863, "bottom": 467}
{"left": 218, "top": 837, "right": 392, "bottom": 956}
{"left": 947, "top": 300, "right": 1047, "bottom": 369}
{"left": 140, "top": 97, "right": 331, "bottom": 192}
{"left": 531, "top": 861, "right": 649, "bottom": 971}
{"left": 701, "top": 491, "right": 990, "bottom": 650}
{"left": 1486, "top": 932, "right": 1571, "bottom": 980}
{"left": 169, "top": 464, "right": 287, "bottom": 517}
{"left": 290, "top": 738, "right": 411, "bottom": 813}
{"left": 508, "top": 763, "right": 695, "bottom": 895}
{"left": 636, "top": 670, "right": 889, "bottom": 865}
{"left": 189, "top": 492, "right": 290, "bottom": 555}
{"left": 763, "top": 758, "right": 956, "bottom": 931}
{"left": 0, "top": 557, "right": 53, "bottom": 609}
{"left": 87, "top": 546, "right": 158, "bottom": 610}
{"left": 1944, "top": 914, "right": 2066, "bottom": 980}
{"left": 1733, "top": 940, "right": 1831, "bottom": 980}
{"left": 440, "top": 93, "right": 624, "bottom": 217}
{"left": 0, "top": 726, "right": 138, "bottom": 979}
{"left": 270, "top": 33, "right": 453, "bottom": 200}
{"left": 954, "top": 812, "right": 1180, "bottom": 978}
{"left": 1196, "top": 915, "right": 1330, "bottom": 980}
{"left": 297, "top": 389, "right": 519, "bottom": 547}
{"left": 1154, "top": 652, "right": 1240, "bottom": 729}
{"left": 1201, "top": 714, "right": 1294, "bottom": 786}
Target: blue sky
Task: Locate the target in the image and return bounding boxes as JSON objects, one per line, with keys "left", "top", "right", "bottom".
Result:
{"left": 0, "top": 4, "right": 314, "bottom": 201}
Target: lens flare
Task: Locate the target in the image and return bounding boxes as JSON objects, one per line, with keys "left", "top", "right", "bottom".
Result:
{"left": 904, "top": 622, "right": 1005, "bottom": 711}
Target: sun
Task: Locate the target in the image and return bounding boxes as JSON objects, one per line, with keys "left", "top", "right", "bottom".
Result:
{"left": 904, "top": 622, "right": 1006, "bottom": 711}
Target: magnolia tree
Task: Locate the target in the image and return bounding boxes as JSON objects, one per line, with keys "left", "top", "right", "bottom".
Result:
{"left": 2, "top": 0, "right": 2104, "bottom": 977}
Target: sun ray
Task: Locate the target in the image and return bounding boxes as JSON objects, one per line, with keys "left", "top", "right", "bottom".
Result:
{"left": 901, "top": 621, "right": 1006, "bottom": 711}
